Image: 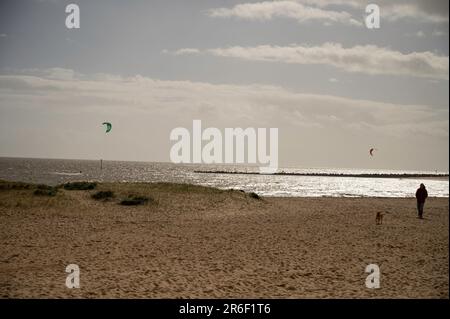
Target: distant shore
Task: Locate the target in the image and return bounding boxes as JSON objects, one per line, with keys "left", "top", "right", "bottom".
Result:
{"left": 194, "top": 170, "right": 449, "bottom": 180}
{"left": 0, "top": 179, "right": 448, "bottom": 298}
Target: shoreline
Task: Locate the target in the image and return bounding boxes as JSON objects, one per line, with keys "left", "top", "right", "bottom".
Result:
{"left": 1, "top": 179, "right": 448, "bottom": 199}
{"left": 194, "top": 170, "right": 449, "bottom": 180}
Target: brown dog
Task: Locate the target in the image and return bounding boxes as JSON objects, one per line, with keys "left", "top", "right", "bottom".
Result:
{"left": 375, "top": 212, "right": 384, "bottom": 225}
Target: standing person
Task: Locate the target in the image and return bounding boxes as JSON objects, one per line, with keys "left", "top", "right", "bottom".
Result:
{"left": 415, "top": 183, "right": 428, "bottom": 219}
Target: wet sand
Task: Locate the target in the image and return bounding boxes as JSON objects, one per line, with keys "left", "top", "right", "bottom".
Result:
{"left": 0, "top": 181, "right": 448, "bottom": 298}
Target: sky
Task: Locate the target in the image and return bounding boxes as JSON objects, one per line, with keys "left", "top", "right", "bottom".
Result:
{"left": 0, "top": 0, "right": 448, "bottom": 171}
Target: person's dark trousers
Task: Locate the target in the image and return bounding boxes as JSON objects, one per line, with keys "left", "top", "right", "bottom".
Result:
{"left": 417, "top": 201, "right": 425, "bottom": 218}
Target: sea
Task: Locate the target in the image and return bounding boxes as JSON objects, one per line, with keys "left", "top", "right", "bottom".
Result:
{"left": 0, "top": 157, "right": 448, "bottom": 197}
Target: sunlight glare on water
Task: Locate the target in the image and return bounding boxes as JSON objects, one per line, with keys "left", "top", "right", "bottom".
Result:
{"left": 0, "top": 158, "right": 448, "bottom": 197}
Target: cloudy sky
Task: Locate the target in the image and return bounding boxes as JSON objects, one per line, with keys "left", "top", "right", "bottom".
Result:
{"left": 0, "top": 0, "right": 448, "bottom": 171}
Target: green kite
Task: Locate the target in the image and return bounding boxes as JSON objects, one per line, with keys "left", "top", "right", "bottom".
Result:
{"left": 102, "top": 122, "right": 112, "bottom": 133}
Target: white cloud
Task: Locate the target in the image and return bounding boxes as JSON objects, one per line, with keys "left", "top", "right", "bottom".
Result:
{"left": 207, "top": 1, "right": 362, "bottom": 26}
{"left": 297, "top": 0, "right": 450, "bottom": 22}
{"left": 382, "top": 3, "right": 449, "bottom": 23}
{"left": 164, "top": 48, "right": 202, "bottom": 56}
{"left": 43, "top": 67, "right": 77, "bottom": 80}
{"left": 174, "top": 43, "right": 449, "bottom": 80}
{"left": 318, "top": 0, "right": 449, "bottom": 23}
{"left": 294, "top": 0, "right": 360, "bottom": 8}
{"left": 0, "top": 69, "right": 447, "bottom": 137}
{"left": 208, "top": 0, "right": 449, "bottom": 25}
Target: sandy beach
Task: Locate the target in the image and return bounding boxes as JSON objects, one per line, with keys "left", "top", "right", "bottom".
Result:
{"left": 0, "top": 180, "right": 448, "bottom": 298}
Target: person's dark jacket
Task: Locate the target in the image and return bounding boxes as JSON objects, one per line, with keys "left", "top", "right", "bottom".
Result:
{"left": 416, "top": 187, "right": 428, "bottom": 203}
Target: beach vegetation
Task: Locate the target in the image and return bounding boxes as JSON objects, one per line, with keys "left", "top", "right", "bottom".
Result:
{"left": 249, "top": 192, "right": 260, "bottom": 200}
{"left": 0, "top": 180, "right": 34, "bottom": 190}
{"left": 34, "top": 185, "right": 58, "bottom": 197}
{"left": 248, "top": 192, "right": 261, "bottom": 199}
{"left": 63, "top": 182, "right": 97, "bottom": 190}
{"left": 91, "top": 190, "right": 114, "bottom": 201}
{"left": 120, "top": 194, "right": 151, "bottom": 206}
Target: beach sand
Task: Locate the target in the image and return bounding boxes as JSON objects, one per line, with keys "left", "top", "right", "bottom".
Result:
{"left": 0, "top": 181, "right": 448, "bottom": 298}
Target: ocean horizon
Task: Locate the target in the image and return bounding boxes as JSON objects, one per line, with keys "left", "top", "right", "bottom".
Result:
{"left": 1, "top": 157, "right": 448, "bottom": 198}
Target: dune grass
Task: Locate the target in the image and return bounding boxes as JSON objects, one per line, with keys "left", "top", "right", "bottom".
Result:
{"left": 119, "top": 195, "right": 151, "bottom": 206}
{"left": 91, "top": 190, "right": 114, "bottom": 201}
{"left": 0, "top": 180, "right": 34, "bottom": 190}
{"left": 0, "top": 179, "right": 259, "bottom": 210}
{"left": 249, "top": 192, "right": 261, "bottom": 200}
{"left": 33, "top": 185, "right": 58, "bottom": 197}
{"left": 62, "top": 182, "right": 97, "bottom": 190}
